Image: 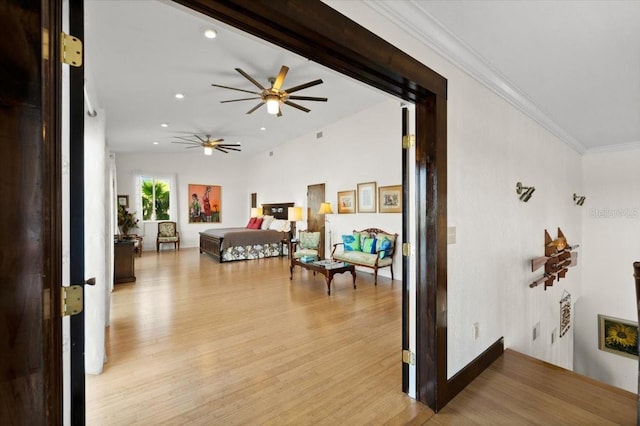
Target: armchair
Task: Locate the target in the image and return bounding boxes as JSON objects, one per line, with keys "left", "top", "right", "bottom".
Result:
{"left": 291, "top": 231, "right": 320, "bottom": 262}
{"left": 156, "top": 221, "right": 180, "bottom": 252}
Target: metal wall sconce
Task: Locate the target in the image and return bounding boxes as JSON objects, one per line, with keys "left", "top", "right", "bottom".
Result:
{"left": 516, "top": 182, "right": 535, "bottom": 202}
{"left": 573, "top": 193, "right": 586, "bottom": 206}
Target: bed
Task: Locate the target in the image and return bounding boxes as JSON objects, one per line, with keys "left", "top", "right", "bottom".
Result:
{"left": 199, "top": 202, "right": 293, "bottom": 262}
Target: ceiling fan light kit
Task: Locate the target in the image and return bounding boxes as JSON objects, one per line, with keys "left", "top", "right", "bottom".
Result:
{"left": 212, "top": 65, "right": 328, "bottom": 117}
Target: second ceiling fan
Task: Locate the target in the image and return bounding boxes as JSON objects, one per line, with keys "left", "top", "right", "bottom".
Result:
{"left": 212, "top": 65, "right": 327, "bottom": 116}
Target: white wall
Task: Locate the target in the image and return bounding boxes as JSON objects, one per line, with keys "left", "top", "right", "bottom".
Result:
{"left": 575, "top": 149, "right": 640, "bottom": 392}
{"left": 115, "top": 99, "right": 404, "bottom": 279}
{"left": 84, "top": 110, "right": 108, "bottom": 375}
{"left": 325, "top": 0, "right": 583, "bottom": 378}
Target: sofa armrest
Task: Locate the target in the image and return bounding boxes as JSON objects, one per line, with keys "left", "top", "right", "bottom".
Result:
{"left": 331, "top": 242, "right": 343, "bottom": 256}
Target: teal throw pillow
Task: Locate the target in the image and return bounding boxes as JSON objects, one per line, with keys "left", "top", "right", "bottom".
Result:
{"left": 362, "top": 237, "right": 377, "bottom": 254}
{"left": 377, "top": 237, "right": 392, "bottom": 259}
{"left": 342, "top": 234, "right": 361, "bottom": 252}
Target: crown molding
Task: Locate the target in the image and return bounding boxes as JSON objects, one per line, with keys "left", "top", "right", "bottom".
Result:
{"left": 365, "top": 1, "right": 587, "bottom": 154}
{"left": 585, "top": 141, "right": 640, "bottom": 155}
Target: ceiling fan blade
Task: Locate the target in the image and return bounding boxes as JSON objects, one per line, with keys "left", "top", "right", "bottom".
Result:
{"left": 211, "top": 83, "right": 260, "bottom": 96}
{"left": 185, "top": 146, "right": 200, "bottom": 149}
{"left": 284, "top": 79, "right": 323, "bottom": 94}
{"left": 194, "top": 135, "right": 207, "bottom": 143}
{"left": 210, "top": 138, "right": 224, "bottom": 143}
{"left": 235, "top": 68, "right": 266, "bottom": 91}
{"left": 171, "top": 140, "right": 199, "bottom": 145}
{"left": 277, "top": 105, "right": 283, "bottom": 117}
{"left": 215, "top": 147, "right": 229, "bottom": 154}
{"left": 220, "top": 97, "right": 261, "bottom": 103}
{"left": 284, "top": 100, "right": 311, "bottom": 113}
{"left": 218, "top": 144, "right": 241, "bottom": 148}
{"left": 246, "top": 102, "right": 265, "bottom": 114}
{"left": 272, "top": 65, "right": 289, "bottom": 91}
{"left": 287, "top": 95, "right": 328, "bottom": 102}
{"left": 219, "top": 146, "right": 241, "bottom": 151}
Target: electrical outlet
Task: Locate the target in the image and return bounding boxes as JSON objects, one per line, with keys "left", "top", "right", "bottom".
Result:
{"left": 473, "top": 322, "right": 479, "bottom": 340}
{"left": 533, "top": 322, "right": 540, "bottom": 341}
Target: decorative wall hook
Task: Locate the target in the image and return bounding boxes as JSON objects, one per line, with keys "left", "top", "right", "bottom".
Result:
{"left": 516, "top": 182, "right": 535, "bottom": 202}
{"left": 529, "top": 228, "right": 579, "bottom": 290}
{"left": 573, "top": 193, "right": 586, "bottom": 206}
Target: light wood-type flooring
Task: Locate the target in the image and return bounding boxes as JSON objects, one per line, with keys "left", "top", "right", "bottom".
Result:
{"left": 87, "top": 248, "right": 636, "bottom": 425}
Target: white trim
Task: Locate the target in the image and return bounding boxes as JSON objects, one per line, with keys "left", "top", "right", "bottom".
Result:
{"left": 365, "top": 1, "right": 587, "bottom": 154}
{"left": 585, "top": 140, "right": 640, "bottom": 155}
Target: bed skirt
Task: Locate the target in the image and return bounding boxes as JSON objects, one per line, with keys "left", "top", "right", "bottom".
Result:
{"left": 199, "top": 232, "right": 283, "bottom": 263}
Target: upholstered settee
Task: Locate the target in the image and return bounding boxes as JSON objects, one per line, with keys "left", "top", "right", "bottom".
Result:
{"left": 331, "top": 228, "right": 398, "bottom": 285}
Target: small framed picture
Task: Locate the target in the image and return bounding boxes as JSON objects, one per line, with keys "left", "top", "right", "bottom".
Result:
{"left": 117, "top": 195, "right": 129, "bottom": 208}
{"left": 337, "top": 190, "right": 356, "bottom": 214}
{"left": 598, "top": 314, "right": 639, "bottom": 359}
{"left": 357, "top": 181, "right": 377, "bottom": 213}
{"left": 378, "top": 185, "right": 402, "bottom": 213}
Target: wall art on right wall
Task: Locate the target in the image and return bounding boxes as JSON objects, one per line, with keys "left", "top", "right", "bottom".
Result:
{"left": 598, "top": 314, "right": 639, "bottom": 359}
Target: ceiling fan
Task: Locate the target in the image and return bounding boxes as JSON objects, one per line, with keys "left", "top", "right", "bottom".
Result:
{"left": 172, "top": 135, "right": 241, "bottom": 155}
{"left": 211, "top": 65, "right": 328, "bottom": 116}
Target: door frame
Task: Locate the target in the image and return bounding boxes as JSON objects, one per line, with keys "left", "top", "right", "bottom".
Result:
{"left": 173, "top": 0, "right": 450, "bottom": 408}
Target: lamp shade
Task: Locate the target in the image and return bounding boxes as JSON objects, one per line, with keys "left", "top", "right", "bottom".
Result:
{"left": 288, "top": 206, "right": 302, "bottom": 221}
{"left": 318, "top": 202, "right": 334, "bottom": 215}
{"left": 250, "top": 207, "right": 263, "bottom": 218}
{"left": 266, "top": 97, "right": 280, "bottom": 115}
{"left": 203, "top": 146, "right": 213, "bottom": 156}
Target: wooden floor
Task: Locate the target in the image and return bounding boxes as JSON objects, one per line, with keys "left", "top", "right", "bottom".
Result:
{"left": 87, "top": 248, "right": 636, "bottom": 425}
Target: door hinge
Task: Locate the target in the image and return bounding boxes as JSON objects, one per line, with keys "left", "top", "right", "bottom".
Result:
{"left": 402, "top": 349, "right": 415, "bottom": 365}
{"left": 60, "top": 32, "right": 82, "bottom": 66}
{"left": 402, "top": 242, "right": 414, "bottom": 257}
{"left": 402, "top": 134, "right": 415, "bottom": 149}
{"left": 61, "top": 285, "right": 83, "bottom": 317}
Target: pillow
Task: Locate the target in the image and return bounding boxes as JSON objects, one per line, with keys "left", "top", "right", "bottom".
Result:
{"left": 362, "top": 237, "right": 377, "bottom": 254}
{"left": 342, "top": 234, "right": 361, "bottom": 252}
{"left": 377, "top": 237, "right": 393, "bottom": 259}
{"left": 261, "top": 215, "right": 274, "bottom": 230}
{"left": 251, "top": 218, "right": 264, "bottom": 229}
{"left": 246, "top": 217, "right": 257, "bottom": 228}
{"left": 268, "top": 218, "right": 282, "bottom": 231}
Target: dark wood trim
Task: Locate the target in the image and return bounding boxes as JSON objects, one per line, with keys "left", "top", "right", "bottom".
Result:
{"left": 444, "top": 338, "right": 504, "bottom": 402}
{"left": 401, "top": 107, "right": 410, "bottom": 393}
{"left": 43, "top": 0, "right": 64, "bottom": 422}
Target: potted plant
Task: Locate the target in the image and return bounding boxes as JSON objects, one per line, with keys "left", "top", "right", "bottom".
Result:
{"left": 118, "top": 205, "right": 139, "bottom": 238}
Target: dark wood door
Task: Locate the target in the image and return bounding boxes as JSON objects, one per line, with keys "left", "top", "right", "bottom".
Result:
{"left": 0, "top": 0, "right": 62, "bottom": 423}
{"left": 306, "top": 183, "right": 326, "bottom": 258}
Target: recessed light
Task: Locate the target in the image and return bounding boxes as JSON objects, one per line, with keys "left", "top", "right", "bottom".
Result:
{"left": 260, "top": 127, "right": 266, "bottom": 131}
{"left": 153, "top": 141, "right": 159, "bottom": 145}
{"left": 175, "top": 93, "right": 184, "bottom": 99}
{"left": 204, "top": 29, "right": 217, "bottom": 39}
{"left": 161, "top": 123, "right": 169, "bottom": 128}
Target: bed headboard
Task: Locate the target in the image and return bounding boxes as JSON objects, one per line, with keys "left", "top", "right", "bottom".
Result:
{"left": 262, "top": 202, "right": 294, "bottom": 220}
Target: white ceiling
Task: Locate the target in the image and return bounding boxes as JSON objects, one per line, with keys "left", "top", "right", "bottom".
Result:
{"left": 86, "top": 0, "right": 640, "bottom": 156}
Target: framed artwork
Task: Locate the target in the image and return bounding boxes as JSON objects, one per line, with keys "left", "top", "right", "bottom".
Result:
{"left": 598, "top": 314, "right": 638, "bottom": 359}
{"left": 188, "top": 184, "right": 221, "bottom": 223}
{"left": 357, "top": 182, "right": 377, "bottom": 213}
{"left": 337, "top": 190, "right": 356, "bottom": 214}
{"left": 378, "top": 185, "right": 402, "bottom": 213}
{"left": 117, "top": 195, "right": 129, "bottom": 208}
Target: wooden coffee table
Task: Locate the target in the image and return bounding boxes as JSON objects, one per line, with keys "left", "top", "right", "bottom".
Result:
{"left": 290, "top": 258, "right": 356, "bottom": 295}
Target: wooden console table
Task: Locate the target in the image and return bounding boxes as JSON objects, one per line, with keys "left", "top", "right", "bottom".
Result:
{"left": 114, "top": 240, "right": 136, "bottom": 284}
{"left": 290, "top": 258, "right": 355, "bottom": 295}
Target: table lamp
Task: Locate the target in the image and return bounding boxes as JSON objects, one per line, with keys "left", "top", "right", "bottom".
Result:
{"left": 250, "top": 207, "right": 263, "bottom": 218}
{"left": 288, "top": 206, "right": 303, "bottom": 239}
{"left": 318, "top": 202, "right": 334, "bottom": 248}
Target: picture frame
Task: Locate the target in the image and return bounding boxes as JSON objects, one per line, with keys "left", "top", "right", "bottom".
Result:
{"left": 337, "top": 190, "right": 356, "bottom": 214}
{"left": 188, "top": 184, "right": 222, "bottom": 223}
{"left": 598, "top": 314, "right": 639, "bottom": 359}
{"left": 117, "top": 195, "right": 129, "bottom": 208}
{"left": 357, "top": 182, "right": 377, "bottom": 213}
{"left": 378, "top": 185, "right": 402, "bottom": 213}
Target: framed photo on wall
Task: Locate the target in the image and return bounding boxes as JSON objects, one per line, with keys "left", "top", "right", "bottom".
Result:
{"left": 598, "top": 314, "right": 639, "bottom": 359}
{"left": 337, "top": 190, "right": 356, "bottom": 214}
{"left": 378, "top": 185, "right": 402, "bottom": 213}
{"left": 117, "top": 195, "right": 129, "bottom": 209}
{"left": 357, "top": 181, "right": 377, "bottom": 213}
{"left": 188, "top": 184, "right": 222, "bottom": 223}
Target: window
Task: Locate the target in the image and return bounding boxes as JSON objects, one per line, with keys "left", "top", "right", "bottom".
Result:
{"left": 140, "top": 175, "right": 171, "bottom": 221}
